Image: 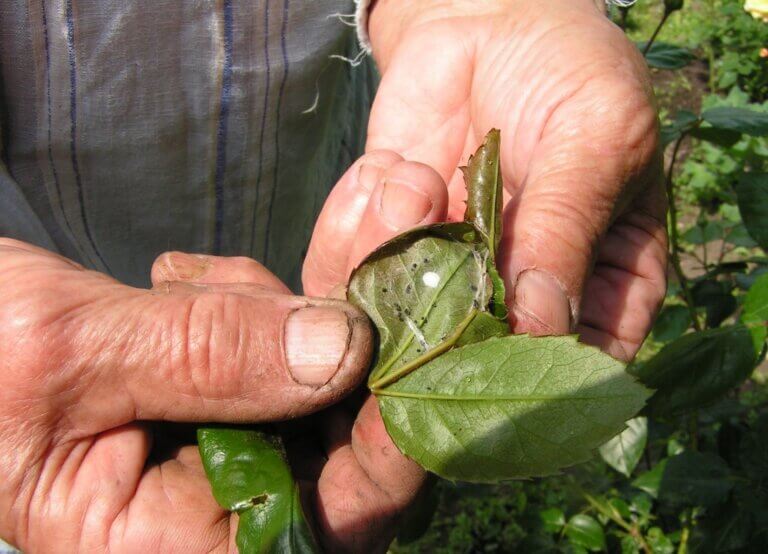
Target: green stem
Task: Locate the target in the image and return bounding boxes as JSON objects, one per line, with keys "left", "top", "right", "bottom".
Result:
{"left": 582, "top": 493, "right": 652, "bottom": 554}
{"left": 666, "top": 134, "right": 702, "bottom": 332}
{"left": 369, "top": 309, "right": 478, "bottom": 390}
{"left": 689, "top": 411, "right": 699, "bottom": 451}
{"left": 678, "top": 515, "right": 691, "bottom": 554}
{"left": 643, "top": 10, "right": 670, "bottom": 55}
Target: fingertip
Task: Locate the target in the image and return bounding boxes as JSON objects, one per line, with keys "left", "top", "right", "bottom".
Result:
{"left": 302, "top": 150, "right": 403, "bottom": 296}
{"left": 379, "top": 161, "right": 449, "bottom": 227}
{"left": 347, "top": 161, "right": 448, "bottom": 272}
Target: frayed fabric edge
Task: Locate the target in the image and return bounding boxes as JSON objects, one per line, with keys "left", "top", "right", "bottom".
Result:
{"left": 354, "top": 0, "right": 373, "bottom": 54}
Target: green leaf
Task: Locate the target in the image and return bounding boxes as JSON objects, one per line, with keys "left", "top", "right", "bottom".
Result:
{"left": 688, "top": 125, "right": 742, "bottom": 147}
{"left": 348, "top": 224, "right": 508, "bottom": 388}
{"left": 691, "top": 280, "right": 736, "bottom": 328}
{"left": 651, "top": 305, "right": 691, "bottom": 342}
{"left": 637, "top": 41, "right": 695, "bottom": 70}
{"left": 565, "top": 514, "right": 606, "bottom": 552}
{"left": 463, "top": 128, "right": 503, "bottom": 261}
{"left": 632, "top": 458, "right": 668, "bottom": 499}
{"left": 462, "top": 129, "right": 508, "bottom": 318}
{"left": 349, "top": 130, "right": 647, "bottom": 483}
{"left": 681, "top": 220, "right": 724, "bottom": 245}
{"left": 198, "top": 427, "right": 320, "bottom": 554}
{"left": 375, "top": 335, "right": 650, "bottom": 482}
{"left": 737, "top": 173, "right": 768, "bottom": 251}
{"left": 660, "top": 110, "right": 699, "bottom": 147}
{"left": 599, "top": 416, "right": 648, "bottom": 477}
{"left": 631, "top": 326, "right": 756, "bottom": 417}
{"left": 702, "top": 107, "right": 768, "bottom": 136}
{"left": 540, "top": 507, "right": 566, "bottom": 534}
{"left": 646, "top": 527, "right": 675, "bottom": 554}
{"left": 658, "top": 451, "right": 733, "bottom": 508}
{"left": 741, "top": 272, "right": 768, "bottom": 354}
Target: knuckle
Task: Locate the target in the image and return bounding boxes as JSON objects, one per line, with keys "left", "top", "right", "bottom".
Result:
{"left": 172, "top": 292, "right": 257, "bottom": 400}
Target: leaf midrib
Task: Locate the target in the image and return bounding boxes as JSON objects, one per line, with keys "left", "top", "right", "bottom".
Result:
{"left": 375, "top": 390, "right": 640, "bottom": 401}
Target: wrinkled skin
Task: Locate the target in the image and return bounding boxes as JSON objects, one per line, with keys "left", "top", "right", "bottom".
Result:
{"left": 0, "top": 1, "right": 667, "bottom": 553}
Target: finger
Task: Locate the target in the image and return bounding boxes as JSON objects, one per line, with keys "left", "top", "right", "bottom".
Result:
{"left": 54, "top": 281, "right": 373, "bottom": 431}
{"left": 151, "top": 251, "right": 290, "bottom": 293}
{"left": 303, "top": 150, "right": 404, "bottom": 297}
{"left": 577, "top": 194, "right": 668, "bottom": 362}
{"left": 347, "top": 161, "right": 448, "bottom": 273}
{"left": 314, "top": 397, "right": 426, "bottom": 553}
{"left": 498, "top": 77, "right": 660, "bottom": 337}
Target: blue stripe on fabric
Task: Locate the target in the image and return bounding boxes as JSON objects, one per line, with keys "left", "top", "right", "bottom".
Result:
{"left": 248, "top": 0, "right": 272, "bottom": 254}
{"left": 41, "top": 1, "right": 80, "bottom": 249}
{"left": 263, "top": 0, "right": 290, "bottom": 263}
{"left": 213, "top": 0, "right": 234, "bottom": 254}
{"left": 65, "top": 0, "right": 109, "bottom": 269}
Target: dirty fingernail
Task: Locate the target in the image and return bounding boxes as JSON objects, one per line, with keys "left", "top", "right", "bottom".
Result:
{"left": 380, "top": 180, "right": 433, "bottom": 228}
{"left": 513, "top": 269, "right": 571, "bottom": 335}
{"left": 285, "top": 306, "right": 351, "bottom": 386}
{"left": 163, "top": 252, "right": 210, "bottom": 281}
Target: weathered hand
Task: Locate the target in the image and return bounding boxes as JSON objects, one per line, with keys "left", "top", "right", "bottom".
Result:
{"left": 365, "top": 0, "right": 668, "bottom": 361}
{"left": 0, "top": 241, "right": 376, "bottom": 552}
{"left": 302, "top": 1, "right": 668, "bottom": 547}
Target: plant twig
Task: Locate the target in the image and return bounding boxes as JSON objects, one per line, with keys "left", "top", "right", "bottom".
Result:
{"left": 582, "top": 493, "right": 653, "bottom": 554}
{"left": 666, "top": 134, "right": 703, "bottom": 332}
{"left": 643, "top": 10, "right": 671, "bottom": 55}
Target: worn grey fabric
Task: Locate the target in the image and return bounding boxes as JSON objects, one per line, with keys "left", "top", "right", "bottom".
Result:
{"left": 0, "top": 0, "right": 376, "bottom": 291}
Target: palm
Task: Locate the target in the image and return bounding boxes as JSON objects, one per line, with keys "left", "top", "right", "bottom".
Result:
{"left": 366, "top": 5, "right": 667, "bottom": 361}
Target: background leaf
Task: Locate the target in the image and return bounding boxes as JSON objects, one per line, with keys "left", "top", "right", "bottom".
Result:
{"left": 565, "top": 514, "right": 606, "bottom": 552}
{"left": 632, "top": 459, "right": 668, "bottom": 499}
{"left": 741, "top": 272, "right": 768, "bottom": 354}
{"left": 599, "top": 417, "right": 648, "bottom": 477}
{"left": 701, "top": 107, "right": 768, "bottom": 136}
{"left": 689, "top": 125, "right": 742, "bottom": 147}
{"left": 658, "top": 451, "right": 733, "bottom": 508}
{"left": 539, "top": 507, "right": 565, "bottom": 534}
{"left": 637, "top": 41, "right": 695, "bottom": 69}
{"left": 376, "top": 335, "right": 650, "bottom": 482}
{"left": 651, "top": 305, "right": 691, "bottom": 342}
{"left": 632, "top": 326, "right": 756, "bottom": 417}
{"left": 198, "top": 427, "right": 319, "bottom": 554}
{"left": 736, "top": 172, "right": 768, "bottom": 251}
{"left": 661, "top": 110, "right": 699, "bottom": 146}
{"left": 691, "top": 279, "right": 736, "bottom": 328}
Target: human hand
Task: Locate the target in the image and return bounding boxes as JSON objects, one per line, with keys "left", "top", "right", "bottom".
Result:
{"left": 0, "top": 240, "right": 378, "bottom": 552}
{"left": 301, "top": 1, "right": 668, "bottom": 546}
{"left": 362, "top": 0, "right": 668, "bottom": 361}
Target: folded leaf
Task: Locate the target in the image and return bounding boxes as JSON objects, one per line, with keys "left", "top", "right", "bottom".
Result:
{"left": 348, "top": 224, "right": 508, "bottom": 388}
{"left": 198, "top": 427, "right": 319, "bottom": 554}
{"left": 375, "top": 335, "right": 650, "bottom": 482}
{"left": 463, "top": 129, "right": 503, "bottom": 261}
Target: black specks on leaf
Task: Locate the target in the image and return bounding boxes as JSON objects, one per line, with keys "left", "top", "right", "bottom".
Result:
{"left": 406, "top": 284, "right": 412, "bottom": 294}
{"left": 381, "top": 287, "right": 388, "bottom": 293}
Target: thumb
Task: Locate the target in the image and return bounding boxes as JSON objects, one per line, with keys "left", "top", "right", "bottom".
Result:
{"left": 59, "top": 279, "right": 372, "bottom": 430}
